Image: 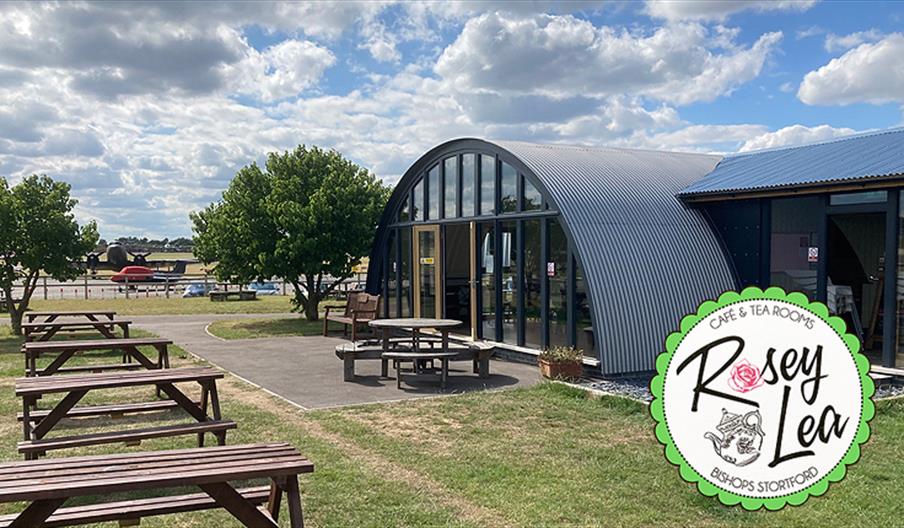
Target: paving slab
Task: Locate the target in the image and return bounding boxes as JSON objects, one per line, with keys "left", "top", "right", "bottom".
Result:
{"left": 132, "top": 314, "right": 541, "bottom": 409}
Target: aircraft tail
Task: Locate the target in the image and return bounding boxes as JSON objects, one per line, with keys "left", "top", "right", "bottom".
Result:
{"left": 171, "top": 261, "right": 187, "bottom": 275}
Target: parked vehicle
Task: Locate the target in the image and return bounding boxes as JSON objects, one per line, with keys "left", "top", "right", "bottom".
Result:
{"left": 182, "top": 283, "right": 217, "bottom": 298}
{"left": 247, "top": 281, "right": 280, "bottom": 295}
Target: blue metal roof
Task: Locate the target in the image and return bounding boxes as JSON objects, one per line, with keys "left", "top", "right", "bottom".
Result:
{"left": 495, "top": 141, "right": 735, "bottom": 374}
{"left": 680, "top": 127, "right": 904, "bottom": 197}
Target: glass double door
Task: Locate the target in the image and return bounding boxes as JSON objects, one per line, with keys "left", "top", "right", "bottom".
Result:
{"left": 412, "top": 223, "right": 476, "bottom": 337}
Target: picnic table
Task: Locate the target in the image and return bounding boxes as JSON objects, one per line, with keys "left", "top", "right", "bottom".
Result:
{"left": 25, "top": 310, "right": 116, "bottom": 324}
{"left": 22, "top": 337, "right": 172, "bottom": 377}
{"left": 16, "top": 367, "right": 234, "bottom": 459}
{"left": 0, "top": 442, "right": 312, "bottom": 527}
{"left": 369, "top": 318, "right": 469, "bottom": 388}
{"left": 210, "top": 290, "right": 257, "bottom": 302}
{"left": 22, "top": 319, "right": 131, "bottom": 342}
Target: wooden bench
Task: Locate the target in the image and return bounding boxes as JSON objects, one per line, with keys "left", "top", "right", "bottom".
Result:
{"left": 336, "top": 341, "right": 492, "bottom": 382}
{"left": 323, "top": 292, "right": 380, "bottom": 341}
{"left": 16, "top": 367, "right": 233, "bottom": 459}
{"left": 25, "top": 310, "right": 116, "bottom": 324}
{"left": 383, "top": 351, "right": 459, "bottom": 389}
{"left": 0, "top": 442, "right": 313, "bottom": 527}
{"left": 23, "top": 337, "right": 171, "bottom": 377}
{"left": 22, "top": 319, "right": 131, "bottom": 342}
{"left": 209, "top": 290, "right": 257, "bottom": 302}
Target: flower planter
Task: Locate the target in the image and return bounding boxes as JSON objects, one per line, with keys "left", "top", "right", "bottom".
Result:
{"left": 539, "top": 357, "right": 582, "bottom": 381}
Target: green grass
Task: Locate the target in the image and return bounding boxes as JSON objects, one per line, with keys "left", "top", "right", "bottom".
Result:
{"left": 16, "top": 296, "right": 297, "bottom": 316}
{"left": 0, "top": 322, "right": 902, "bottom": 526}
{"left": 206, "top": 317, "right": 324, "bottom": 339}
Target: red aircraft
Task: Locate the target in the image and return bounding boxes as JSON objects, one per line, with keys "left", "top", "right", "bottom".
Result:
{"left": 110, "top": 262, "right": 187, "bottom": 284}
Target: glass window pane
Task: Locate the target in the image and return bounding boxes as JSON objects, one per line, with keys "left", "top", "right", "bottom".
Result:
{"left": 897, "top": 190, "right": 904, "bottom": 366}
{"left": 575, "top": 258, "right": 595, "bottom": 358}
{"left": 443, "top": 157, "right": 458, "bottom": 218}
{"left": 524, "top": 219, "right": 542, "bottom": 348}
{"left": 548, "top": 219, "right": 569, "bottom": 347}
{"left": 386, "top": 230, "right": 398, "bottom": 317}
{"left": 399, "top": 227, "right": 411, "bottom": 317}
{"left": 427, "top": 166, "right": 440, "bottom": 220}
{"left": 412, "top": 181, "right": 423, "bottom": 221}
{"left": 830, "top": 190, "right": 887, "bottom": 206}
{"left": 501, "top": 163, "right": 517, "bottom": 213}
{"left": 501, "top": 221, "right": 518, "bottom": 344}
{"left": 462, "top": 154, "right": 475, "bottom": 217}
{"left": 480, "top": 222, "right": 496, "bottom": 339}
{"left": 770, "top": 197, "right": 820, "bottom": 298}
{"left": 523, "top": 176, "right": 542, "bottom": 211}
{"left": 398, "top": 196, "right": 409, "bottom": 222}
{"left": 480, "top": 155, "right": 495, "bottom": 216}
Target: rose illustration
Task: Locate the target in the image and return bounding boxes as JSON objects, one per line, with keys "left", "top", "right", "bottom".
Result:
{"left": 728, "top": 359, "right": 764, "bottom": 393}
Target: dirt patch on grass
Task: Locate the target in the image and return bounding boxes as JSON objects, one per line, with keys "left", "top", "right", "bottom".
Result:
{"left": 218, "top": 376, "right": 514, "bottom": 528}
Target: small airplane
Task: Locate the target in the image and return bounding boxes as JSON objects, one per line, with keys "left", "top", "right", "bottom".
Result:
{"left": 84, "top": 241, "right": 196, "bottom": 277}
{"left": 110, "top": 262, "right": 188, "bottom": 284}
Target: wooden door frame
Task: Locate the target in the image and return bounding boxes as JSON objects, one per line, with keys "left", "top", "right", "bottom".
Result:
{"left": 413, "top": 224, "right": 442, "bottom": 319}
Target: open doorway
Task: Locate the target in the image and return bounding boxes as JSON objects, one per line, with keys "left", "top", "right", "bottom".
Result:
{"left": 827, "top": 212, "right": 885, "bottom": 360}
{"left": 443, "top": 223, "right": 472, "bottom": 337}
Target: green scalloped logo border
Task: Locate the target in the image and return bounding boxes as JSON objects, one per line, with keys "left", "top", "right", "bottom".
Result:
{"left": 649, "top": 286, "right": 875, "bottom": 510}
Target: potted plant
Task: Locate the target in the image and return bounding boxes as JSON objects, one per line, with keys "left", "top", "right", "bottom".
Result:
{"left": 538, "top": 346, "right": 583, "bottom": 381}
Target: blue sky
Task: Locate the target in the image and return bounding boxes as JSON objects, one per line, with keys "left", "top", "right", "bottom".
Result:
{"left": 0, "top": 1, "right": 902, "bottom": 238}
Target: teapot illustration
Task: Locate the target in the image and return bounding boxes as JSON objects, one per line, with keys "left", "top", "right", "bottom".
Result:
{"left": 704, "top": 409, "right": 765, "bottom": 467}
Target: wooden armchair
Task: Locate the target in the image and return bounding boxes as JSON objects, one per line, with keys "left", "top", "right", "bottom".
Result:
{"left": 323, "top": 292, "right": 381, "bottom": 341}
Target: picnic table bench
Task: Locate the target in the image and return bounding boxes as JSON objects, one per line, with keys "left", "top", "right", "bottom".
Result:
{"left": 0, "top": 442, "right": 312, "bottom": 527}
{"left": 23, "top": 337, "right": 172, "bottom": 377}
{"left": 25, "top": 310, "right": 116, "bottom": 324}
{"left": 383, "top": 350, "right": 459, "bottom": 389}
{"left": 335, "top": 340, "right": 487, "bottom": 381}
{"left": 22, "top": 319, "right": 131, "bottom": 342}
{"left": 209, "top": 290, "right": 257, "bottom": 302}
{"left": 16, "top": 367, "right": 234, "bottom": 459}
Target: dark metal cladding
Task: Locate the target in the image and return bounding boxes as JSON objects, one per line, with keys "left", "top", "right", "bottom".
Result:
{"left": 681, "top": 127, "right": 904, "bottom": 197}
{"left": 367, "top": 138, "right": 736, "bottom": 375}
{"left": 495, "top": 141, "right": 735, "bottom": 374}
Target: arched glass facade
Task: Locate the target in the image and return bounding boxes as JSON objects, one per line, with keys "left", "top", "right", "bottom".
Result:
{"left": 374, "top": 147, "right": 597, "bottom": 359}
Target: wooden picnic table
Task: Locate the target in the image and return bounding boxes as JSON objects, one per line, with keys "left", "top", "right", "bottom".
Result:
{"left": 0, "top": 442, "right": 312, "bottom": 527}
{"left": 16, "top": 367, "right": 234, "bottom": 459}
{"left": 22, "top": 319, "right": 131, "bottom": 342}
{"left": 369, "top": 319, "right": 466, "bottom": 388}
{"left": 25, "top": 310, "right": 116, "bottom": 324}
{"left": 22, "top": 337, "right": 172, "bottom": 377}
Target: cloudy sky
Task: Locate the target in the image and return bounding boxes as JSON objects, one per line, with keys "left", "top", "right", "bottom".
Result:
{"left": 1, "top": 1, "right": 902, "bottom": 238}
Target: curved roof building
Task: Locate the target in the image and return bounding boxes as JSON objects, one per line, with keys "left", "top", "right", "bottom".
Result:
{"left": 366, "top": 138, "right": 735, "bottom": 375}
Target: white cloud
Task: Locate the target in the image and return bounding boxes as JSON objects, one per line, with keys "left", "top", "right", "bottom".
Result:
{"left": 824, "top": 29, "right": 884, "bottom": 52}
{"left": 645, "top": 0, "right": 817, "bottom": 22}
{"left": 738, "top": 124, "right": 857, "bottom": 152}
{"left": 799, "top": 33, "right": 904, "bottom": 105}
{"left": 226, "top": 38, "right": 336, "bottom": 102}
{"left": 435, "top": 13, "right": 782, "bottom": 106}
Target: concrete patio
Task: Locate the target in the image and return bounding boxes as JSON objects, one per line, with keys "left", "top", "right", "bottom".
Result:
{"left": 132, "top": 314, "right": 541, "bottom": 409}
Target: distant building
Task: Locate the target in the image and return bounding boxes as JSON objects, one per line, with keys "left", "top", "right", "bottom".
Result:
{"left": 366, "top": 129, "right": 904, "bottom": 375}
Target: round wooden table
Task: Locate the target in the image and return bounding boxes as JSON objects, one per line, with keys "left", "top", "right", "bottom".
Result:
{"left": 368, "top": 318, "right": 462, "bottom": 355}
{"left": 369, "top": 318, "right": 463, "bottom": 387}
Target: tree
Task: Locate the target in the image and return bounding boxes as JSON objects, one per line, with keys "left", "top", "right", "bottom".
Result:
{"left": 0, "top": 175, "right": 99, "bottom": 335}
{"left": 191, "top": 145, "right": 390, "bottom": 320}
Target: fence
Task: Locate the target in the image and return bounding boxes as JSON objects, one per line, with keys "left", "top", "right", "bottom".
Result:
{"left": 11, "top": 273, "right": 368, "bottom": 301}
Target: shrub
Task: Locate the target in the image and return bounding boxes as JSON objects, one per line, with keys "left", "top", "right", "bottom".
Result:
{"left": 539, "top": 346, "right": 583, "bottom": 364}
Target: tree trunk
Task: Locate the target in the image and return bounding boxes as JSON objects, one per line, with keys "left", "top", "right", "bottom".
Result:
{"left": 303, "top": 293, "right": 320, "bottom": 322}
{"left": 9, "top": 308, "right": 22, "bottom": 336}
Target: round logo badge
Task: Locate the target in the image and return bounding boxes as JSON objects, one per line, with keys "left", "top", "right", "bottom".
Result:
{"left": 650, "top": 287, "right": 875, "bottom": 510}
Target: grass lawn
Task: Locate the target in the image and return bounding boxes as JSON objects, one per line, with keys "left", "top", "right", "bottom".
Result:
{"left": 206, "top": 317, "right": 325, "bottom": 339}
{"left": 0, "top": 324, "right": 901, "bottom": 526}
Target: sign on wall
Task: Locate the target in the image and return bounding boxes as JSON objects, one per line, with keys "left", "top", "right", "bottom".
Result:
{"left": 650, "top": 287, "right": 874, "bottom": 510}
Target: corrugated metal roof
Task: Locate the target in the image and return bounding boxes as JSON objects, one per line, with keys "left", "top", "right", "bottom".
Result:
{"left": 494, "top": 141, "right": 735, "bottom": 374}
{"left": 681, "top": 127, "right": 904, "bottom": 197}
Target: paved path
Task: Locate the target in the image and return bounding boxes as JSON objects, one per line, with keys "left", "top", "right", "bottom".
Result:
{"left": 132, "top": 314, "right": 540, "bottom": 409}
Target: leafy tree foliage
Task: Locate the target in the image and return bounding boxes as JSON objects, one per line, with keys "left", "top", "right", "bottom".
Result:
{"left": 191, "top": 146, "right": 389, "bottom": 320}
{"left": 0, "top": 175, "right": 99, "bottom": 334}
